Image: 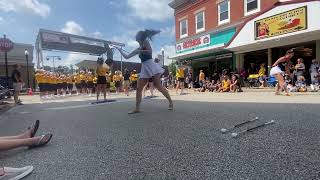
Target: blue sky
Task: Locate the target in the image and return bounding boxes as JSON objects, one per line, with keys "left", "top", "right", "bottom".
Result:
{"left": 0, "top": 0, "right": 176, "bottom": 66}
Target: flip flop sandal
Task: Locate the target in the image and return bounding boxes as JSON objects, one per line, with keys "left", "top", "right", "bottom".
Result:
{"left": 28, "top": 120, "right": 39, "bottom": 138}
{"left": 29, "top": 134, "right": 53, "bottom": 149}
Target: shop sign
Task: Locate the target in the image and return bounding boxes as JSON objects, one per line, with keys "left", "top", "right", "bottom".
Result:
{"left": 176, "top": 34, "right": 210, "bottom": 53}
{"left": 42, "top": 32, "right": 69, "bottom": 44}
{"left": 254, "top": 6, "right": 307, "bottom": 40}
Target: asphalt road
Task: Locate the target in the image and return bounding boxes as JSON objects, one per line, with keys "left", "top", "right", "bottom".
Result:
{"left": 1, "top": 97, "right": 320, "bottom": 179}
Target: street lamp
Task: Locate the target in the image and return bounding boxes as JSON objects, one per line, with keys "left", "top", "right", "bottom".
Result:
{"left": 24, "top": 49, "right": 30, "bottom": 88}
{"left": 46, "top": 56, "right": 61, "bottom": 72}
{"left": 161, "top": 47, "right": 165, "bottom": 67}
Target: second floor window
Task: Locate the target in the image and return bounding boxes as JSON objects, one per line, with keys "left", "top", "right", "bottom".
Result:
{"left": 196, "top": 11, "right": 205, "bottom": 33}
{"left": 180, "top": 19, "right": 188, "bottom": 38}
{"left": 245, "top": 0, "right": 260, "bottom": 16}
{"left": 218, "top": 0, "right": 230, "bottom": 25}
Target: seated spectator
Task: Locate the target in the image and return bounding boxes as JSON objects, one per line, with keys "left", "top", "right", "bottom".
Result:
{"left": 0, "top": 120, "right": 53, "bottom": 151}
{"left": 258, "top": 63, "right": 266, "bottom": 88}
{"left": 218, "top": 75, "right": 231, "bottom": 93}
{"left": 208, "top": 80, "right": 216, "bottom": 92}
{"left": 295, "top": 76, "right": 307, "bottom": 92}
{"left": 230, "top": 75, "right": 242, "bottom": 92}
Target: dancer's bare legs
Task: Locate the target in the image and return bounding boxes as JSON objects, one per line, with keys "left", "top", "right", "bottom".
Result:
{"left": 274, "top": 73, "right": 289, "bottom": 96}
{"left": 128, "top": 79, "right": 148, "bottom": 114}
{"left": 96, "top": 85, "right": 101, "bottom": 101}
{"left": 152, "top": 74, "right": 173, "bottom": 110}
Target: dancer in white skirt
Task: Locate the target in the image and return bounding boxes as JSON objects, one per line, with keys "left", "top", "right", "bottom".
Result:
{"left": 270, "top": 49, "right": 294, "bottom": 96}
{"left": 117, "top": 29, "right": 173, "bottom": 114}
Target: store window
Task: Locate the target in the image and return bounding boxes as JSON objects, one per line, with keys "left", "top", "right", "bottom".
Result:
{"left": 244, "top": 0, "right": 260, "bottom": 16}
{"left": 195, "top": 11, "right": 205, "bottom": 33}
{"left": 180, "top": 19, "right": 188, "bottom": 38}
{"left": 218, "top": 0, "right": 230, "bottom": 25}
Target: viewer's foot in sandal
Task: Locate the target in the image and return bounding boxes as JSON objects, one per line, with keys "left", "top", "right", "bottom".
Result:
{"left": 27, "top": 120, "right": 39, "bottom": 138}
{"left": 29, "top": 134, "right": 53, "bottom": 149}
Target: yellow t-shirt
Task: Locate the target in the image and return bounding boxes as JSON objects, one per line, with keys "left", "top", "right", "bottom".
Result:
{"left": 199, "top": 72, "right": 205, "bottom": 81}
{"left": 93, "top": 77, "right": 97, "bottom": 84}
{"left": 176, "top": 68, "right": 185, "bottom": 78}
{"left": 67, "top": 77, "right": 73, "bottom": 84}
{"left": 258, "top": 67, "right": 266, "bottom": 77}
{"left": 79, "top": 74, "right": 85, "bottom": 81}
{"left": 113, "top": 75, "right": 122, "bottom": 82}
{"left": 96, "top": 66, "right": 108, "bottom": 76}
{"left": 35, "top": 73, "right": 45, "bottom": 84}
{"left": 130, "top": 74, "right": 138, "bottom": 81}
{"left": 223, "top": 80, "right": 230, "bottom": 89}
{"left": 87, "top": 74, "right": 94, "bottom": 82}
{"left": 74, "top": 75, "right": 81, "bottom": 84}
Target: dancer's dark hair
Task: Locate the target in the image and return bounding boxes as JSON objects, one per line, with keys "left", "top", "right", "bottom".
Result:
{"left": 136, "top": 29, "right": 160, "bottom": 43}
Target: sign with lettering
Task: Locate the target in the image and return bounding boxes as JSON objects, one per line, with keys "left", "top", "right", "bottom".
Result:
{"left": 0, "top": 38, "right": 14, "bottom": 52}
{"left": 254, "top": 6, "right": 307, "bottom": 40}
{"left": 176, "top": 34, "right": 210, "bottom": 53}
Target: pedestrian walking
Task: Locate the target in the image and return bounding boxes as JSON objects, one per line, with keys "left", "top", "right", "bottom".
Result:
{"left": 11, "top": 64, "right": 23, "bottom": 105}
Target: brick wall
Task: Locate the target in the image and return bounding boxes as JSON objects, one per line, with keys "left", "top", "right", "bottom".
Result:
{"left": 175, "top": 0, "right": 278, "bottom": 40}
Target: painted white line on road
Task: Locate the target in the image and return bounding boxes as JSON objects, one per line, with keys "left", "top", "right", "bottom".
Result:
{"left": 45, "top": 99, "right": 133, "bottom": 111}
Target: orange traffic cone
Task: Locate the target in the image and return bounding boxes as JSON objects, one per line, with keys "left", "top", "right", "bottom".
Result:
{"left": 28, "top": 88, "right": 33, "bottom": 96}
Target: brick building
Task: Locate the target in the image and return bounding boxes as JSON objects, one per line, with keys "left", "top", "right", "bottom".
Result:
{"left": 169, "top": 0, "right": 320, "bottom": 81}
{"left": 0, "top": 43, "right": 34, "bottom": 88}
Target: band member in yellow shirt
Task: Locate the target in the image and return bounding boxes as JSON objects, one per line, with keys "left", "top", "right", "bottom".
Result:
{"left": 113, "top": 71, "right": 122, "bottom": 94}
{"left": 35, "top": 69, "right": 45, "bottom": 98}
{"left": 74, "top": 73, "right": 81, "bottom": 95}
{"left": 79, "top": 71, "right": 87, "bottom": 95}
{"left": 67, "top": 75, "right": 73, "bottom": 95}
{"left": 130, "top": 70, "right": 138, "bottom": 90}
{"left": 96, "top": 58, "right": 109, "bottom": 101}
{"left": 86, "top": 72, "right": 94, "bottom": 96}
{"left": 176, "top": 64, "right": 186, "bottom": 95}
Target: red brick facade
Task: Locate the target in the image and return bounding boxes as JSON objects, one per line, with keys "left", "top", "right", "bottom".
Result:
{"left": 174, "top": 0, "right": 278, "bottom": 40}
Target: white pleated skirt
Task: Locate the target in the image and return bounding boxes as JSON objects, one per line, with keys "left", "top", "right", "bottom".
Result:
{"left": 139, "top": 59, "right": 164, "bottom": 79}
{"left": 270, "top": 66, "right": 283, "bottom": 76}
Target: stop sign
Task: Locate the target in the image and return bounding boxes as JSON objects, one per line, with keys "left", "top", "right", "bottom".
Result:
{"left": 0, "top": 38, "right": 14, "bottom": 52}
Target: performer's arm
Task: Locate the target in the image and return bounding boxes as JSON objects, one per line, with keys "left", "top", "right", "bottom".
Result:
{"left": 272, "top": 57, "right": 287, "bottom": 67}
{"left": 118, "top": 48, "right": 139, "bottom": 59}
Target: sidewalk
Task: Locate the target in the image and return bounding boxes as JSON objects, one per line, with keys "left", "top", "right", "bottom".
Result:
{"left": 17, "top": 88, "right": 320, "bottom": 105}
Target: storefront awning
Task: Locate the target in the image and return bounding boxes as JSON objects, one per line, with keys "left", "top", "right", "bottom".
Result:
{"left": 170, "top": 43, "right": 225, "bottom": 60}
{"left": 227, "top": 0, "right": 320, "bottom": 53}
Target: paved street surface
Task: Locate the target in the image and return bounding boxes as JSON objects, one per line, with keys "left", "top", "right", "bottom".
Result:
{"left": 1, "top": 90, "right": 320, "bottom": 179}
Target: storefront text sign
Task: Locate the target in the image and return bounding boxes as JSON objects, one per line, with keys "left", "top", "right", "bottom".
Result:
{"left": 254, "top": 6, "right": 307, "bottom": 40}
{"left": 176, "top": 34, "right": 210, "bottom": 53}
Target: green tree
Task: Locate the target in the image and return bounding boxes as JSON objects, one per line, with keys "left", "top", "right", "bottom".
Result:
{"left": 168, "top": 62, "right": 176, "bottom": 74}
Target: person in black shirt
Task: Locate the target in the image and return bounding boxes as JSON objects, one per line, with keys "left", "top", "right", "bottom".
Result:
{"left": 123, "top": 69, "right": 131, "bottom": 96}
{"left": 11, "top": 64, "right": 23, "bottom": 105}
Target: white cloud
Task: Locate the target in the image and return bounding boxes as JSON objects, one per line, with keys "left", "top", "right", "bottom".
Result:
{"left": 160, "top": 26, "right": 175, "bottom": 38}
{"left": 0, "top": 0, "right": 50, "bottom": 18}
{"left": 91, "top": 31, "right": 103, "bottom": 38}
{"left": 61, "top": 21, "right": 84, "bottom": 35}
{"left": 63, "top": 53, "right": 98, "bottom": 66}
{"left": 127, "top": 0, "right": 173, "bottom": 21}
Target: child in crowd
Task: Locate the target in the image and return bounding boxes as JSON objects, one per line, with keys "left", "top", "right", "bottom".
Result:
{"left": 218, "top": 76, "right": 231, "bottom": 93}
{"left": 230, "top": 74, "right": 242, "bottom": 92}
{"left": 295, "top": 76, "right": 307, "bottom": 92}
